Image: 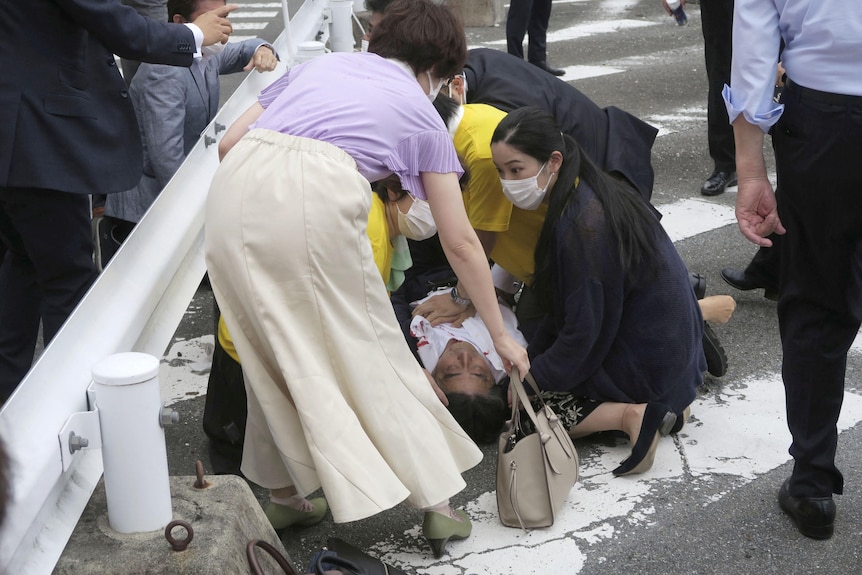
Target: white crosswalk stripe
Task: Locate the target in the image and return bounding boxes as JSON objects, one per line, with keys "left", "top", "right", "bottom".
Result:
{"left": 231, "top": 21, "right": 269, "bottom": 30}
{"left": 485, "top": 19, "right": 656, "bottom": 47}
{"left": 231, "top": 10, "right": 279, "bottom": 17}
{"left": 559, "top": 64, "right": 626, "bottom": 81}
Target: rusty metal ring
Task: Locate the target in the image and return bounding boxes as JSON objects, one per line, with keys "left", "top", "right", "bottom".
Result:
{"left": 164, "top": 519, "right": 194, "bottom": 551}
{"left": 246, "top": 540, "right": 298, "bottom": 575}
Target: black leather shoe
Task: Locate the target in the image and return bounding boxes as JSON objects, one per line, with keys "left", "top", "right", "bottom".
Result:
{"left": 689, "top": 272, "right": 706, "bottom": 300}
{"left": 700, "top": 170, "right": 737, "bottom": 196}
{"left": 702, "top": 322, "right": 727, "bottom": 377}
{"left": 720, "top": 267, "right": 778, "bottom": 301}
{"left": 531, "top": 61, "right": 565, "bottom": 76}
{"left": 778, "top": 479, "right": 835, "bottom": 540}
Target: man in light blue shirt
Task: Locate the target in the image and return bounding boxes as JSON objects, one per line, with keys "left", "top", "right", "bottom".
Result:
{"left": 723, "top": 0, "right": 862, "bottom": 541}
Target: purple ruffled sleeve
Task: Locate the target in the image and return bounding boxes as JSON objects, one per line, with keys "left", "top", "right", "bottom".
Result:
{"left": 385, "top": 130, "right": 463, "bottom": 200}
{"left": 257, "top": 69, "right": 291, "bottom": 108}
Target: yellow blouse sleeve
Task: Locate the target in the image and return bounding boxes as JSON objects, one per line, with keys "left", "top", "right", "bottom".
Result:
{"left": 366, "top": 194, "right": 392, "bottom": 285}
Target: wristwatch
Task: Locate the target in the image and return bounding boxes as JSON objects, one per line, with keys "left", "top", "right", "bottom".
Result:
{"left": 450, "top": 286, "right": 472, "bottom": 307}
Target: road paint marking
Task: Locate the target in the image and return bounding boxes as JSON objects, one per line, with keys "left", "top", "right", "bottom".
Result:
{"left": 485, "top": 19, "right": 656, "bottom": 47}
{"left": 559, "top": 65, "right": 626, "bottom": 80}
{"left": 645, "top": 106, "right": 708, "bottom": 137}
{"left": 228, "top": 35, "right": 261, "bottom": 43}
{"left": 160, "top": 336, "right": 214, "bottom": 405}
{"left": 233, "top": 10, "right": 279, "bottom": 18}
{"left": 659, "top": 198, "right": 736, "bottom": 242}
{"left": 233, "top": 22, "right": 269, "bottom": 30}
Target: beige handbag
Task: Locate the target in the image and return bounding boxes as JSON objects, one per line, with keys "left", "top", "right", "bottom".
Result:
{"left": 496, "top": 369, "right": 579, "bottom": 529}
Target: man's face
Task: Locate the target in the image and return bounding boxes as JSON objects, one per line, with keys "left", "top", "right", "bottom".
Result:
{"left": 433, "top": 340, "right": 494, "bottom": 396}
{"left": 190, "top": 0, "right": 226, "bottom": 21}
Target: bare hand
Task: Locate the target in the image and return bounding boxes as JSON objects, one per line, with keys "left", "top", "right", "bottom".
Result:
{"left": 698, "top": 295, "right": 736, "bottom": 325}
{"left": 735, "top": 177, "right": 786, "bottom": 246}
{"left": 194, "top": 4, "right": 238, "bottom": 46}
{"left": 494, "top": 333, "right": 530, "bottom": 379}
{"left": 411, "top": 293, "right": 476, "bottom": 327}
{"left": 244, "top": 45, "right": 278, "bottom": 72}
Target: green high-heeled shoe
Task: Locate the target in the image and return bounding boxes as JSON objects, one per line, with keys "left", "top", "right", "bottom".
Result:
{"left": 422, "top": 509, "right": 471, "bottom": 558}
{"left": 264, "top": 497, "right": 328, "bottom": 530}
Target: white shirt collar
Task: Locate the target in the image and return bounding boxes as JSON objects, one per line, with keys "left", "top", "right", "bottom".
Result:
{"left": 446, "top": 105, "right": 464, "bottom": 139}
{"left": 386, "top": 58, "right": 416, "bottom": 79}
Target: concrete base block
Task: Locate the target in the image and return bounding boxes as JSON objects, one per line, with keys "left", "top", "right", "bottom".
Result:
{"left": 450, "top": 0, "right": 505, "bottom": 27}
{"left": 54, "top": 475, "right": 289, "bottom": 575}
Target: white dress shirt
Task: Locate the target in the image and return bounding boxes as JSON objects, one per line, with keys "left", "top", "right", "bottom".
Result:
{"left": 410, "top": 290, "right": 527, "bottom": 384}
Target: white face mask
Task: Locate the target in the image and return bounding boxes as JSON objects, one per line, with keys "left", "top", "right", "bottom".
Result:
{"left": 426, "top": 70, "right": 445, "bottom": 102}
{"left": 202, "top": 41, "right": 226, "bottom": 57}
{"left": 499, "top": 162, "right": 551, "bottom": 211}
{"left": 397, "top": 196, "right": 437, "bottom": 240}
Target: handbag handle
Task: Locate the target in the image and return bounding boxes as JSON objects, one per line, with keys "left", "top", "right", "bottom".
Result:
{"left": 508, "top": 368, "right": 548, "bottom": 442}
{"left": 246, "top": 540, "right": 300, "bottom": 575}
{"left": 508, "top": 369, "right": 576, "bottom": 461}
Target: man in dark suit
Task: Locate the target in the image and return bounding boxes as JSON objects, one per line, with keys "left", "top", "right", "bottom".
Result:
{"left": 100, "top": 0, "right": 277, "bottom": 264}
{"left": 462, "top": 48, "right": 658, "bottom": 204}
{"left": 699, "top": 0, "right": 737, "bottom": 197}
{"left": 0, "top": 0, "right": 236, "bottom": 402}
{"left": 505, "top": 0, "right": 564, "bottom": 76}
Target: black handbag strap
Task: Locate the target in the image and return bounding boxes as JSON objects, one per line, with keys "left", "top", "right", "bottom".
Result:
{"left": 326, "top": 537, "right": 407, "bottom": 575}
{"left": 315, "top": 554, "right": 366, "bottom": 574}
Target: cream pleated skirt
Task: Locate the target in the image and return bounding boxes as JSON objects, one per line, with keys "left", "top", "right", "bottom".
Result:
{"left": 204, "top": 129, "right": 482, "bottom": 523}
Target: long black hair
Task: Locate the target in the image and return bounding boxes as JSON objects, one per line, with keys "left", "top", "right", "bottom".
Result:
{"left": 432, "top": 92, "right": 461, "bottom": 127}
{"left": 491, "top": 107, "right": 658, "bottom": 310}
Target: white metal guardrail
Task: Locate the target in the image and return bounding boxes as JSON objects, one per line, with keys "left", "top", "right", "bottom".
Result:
{"left": 0, "top": 1, "right": 357, "bottom": 572}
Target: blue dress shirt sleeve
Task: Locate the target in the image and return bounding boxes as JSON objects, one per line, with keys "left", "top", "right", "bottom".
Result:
{"left": 722, "top": 0, "right": 784, "bottom": 133}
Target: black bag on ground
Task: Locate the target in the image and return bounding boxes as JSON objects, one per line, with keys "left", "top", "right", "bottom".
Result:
{"left": 324, "top": 538, "right": 409, "bottom": 575}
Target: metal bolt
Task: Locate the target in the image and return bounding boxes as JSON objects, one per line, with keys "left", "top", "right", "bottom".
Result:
{"left": 68, "top": 432, "right": 89, "bottom": 454}
{"left": 193, "top": 460, "right": 210, "bottom": 489}
{"left": 204, "top": 135, "right": 217, "bottom": 148}
{"left": 214, "top": 122, "right": 226, "bottom": 133}
{"left": 159, "top": 407, "right": 180, "bottom": 427}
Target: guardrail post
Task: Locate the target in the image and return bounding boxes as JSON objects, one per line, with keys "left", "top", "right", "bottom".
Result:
{"left": 329, "top": 0, "right": 355, "bottom": 52}
{"left": 92, "top": 353, "right": 173, "bottom": 533}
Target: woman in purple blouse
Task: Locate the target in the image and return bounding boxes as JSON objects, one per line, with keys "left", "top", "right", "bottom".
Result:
{"left": 204, "top": 0, "right": 529, "bottom": 558}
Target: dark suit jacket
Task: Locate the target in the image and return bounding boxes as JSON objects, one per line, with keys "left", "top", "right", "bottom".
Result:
{"left": 463, "top": 48, "right": 658, "bottom": 202}
{"left": 0, "top": 0, "right": 197, "bottom": 195}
